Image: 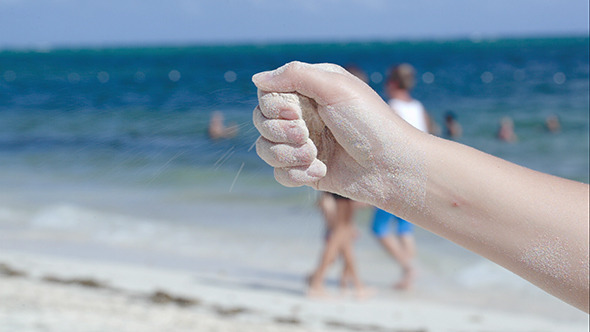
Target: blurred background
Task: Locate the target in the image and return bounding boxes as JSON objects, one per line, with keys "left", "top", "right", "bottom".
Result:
{"left": 0, "top": 0, "right": 588, "bottom": 330}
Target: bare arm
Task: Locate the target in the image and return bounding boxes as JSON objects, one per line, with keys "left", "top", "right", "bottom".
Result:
{"left": 417, "top": 134, "right": 589, "bottom": 312}
{"left": 252, "top": 62, "right": 589, "bottom": 312}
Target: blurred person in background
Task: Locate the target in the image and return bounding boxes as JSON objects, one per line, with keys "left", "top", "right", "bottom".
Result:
{"left": 443, "top": 110, "right": 463, "bottom": 139}
{"left": 208, "top": 111, "right": 239, "bottom": 140}
{"left": 545, "top": 114, "right": 561, "bottom": 133}
{"left": 497, "top": 116, "right": 518, "bottom": 142}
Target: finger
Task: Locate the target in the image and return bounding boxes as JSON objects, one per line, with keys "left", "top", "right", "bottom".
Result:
{"left": 252, "top": 61, "right": 352, "bottom": 106}
{"left": 253, "top": 106, "right": 309, "bottom": 145}
{"left": 257, "top": 90, "right": 303, "bottom": 120}
{"left": 256, "top": 137, "right": 317, "bottom": 168}
{"left": 274, "top": 159, "right": 327, "bottom": 188}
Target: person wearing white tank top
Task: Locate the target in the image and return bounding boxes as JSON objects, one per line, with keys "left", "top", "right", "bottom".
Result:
{"left": 389, "top": 99, "right": 429, "bottom": 133}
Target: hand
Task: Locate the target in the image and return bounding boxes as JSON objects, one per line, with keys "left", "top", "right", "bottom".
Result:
{"left": 252, "top": 62, "right": 428, "bottom": 211}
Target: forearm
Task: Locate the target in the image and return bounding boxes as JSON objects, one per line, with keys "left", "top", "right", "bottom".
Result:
{"left": 386, "top": 134, "right": 589, "bottom": 311}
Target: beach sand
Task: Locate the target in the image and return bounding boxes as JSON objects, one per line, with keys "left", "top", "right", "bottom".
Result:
{"left": 0, "top": 182, "right": 587, "bottom": 332}
{"left": 1, "top": 247, "right": 587, "bottom": 332}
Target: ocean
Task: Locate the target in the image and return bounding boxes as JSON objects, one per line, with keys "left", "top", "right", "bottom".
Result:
{"left": 0, "top": 36, "right": 588, "bottom": 320}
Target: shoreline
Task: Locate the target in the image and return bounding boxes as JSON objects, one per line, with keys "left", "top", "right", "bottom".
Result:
{"left": 1, "top": 250, "right": 586, "bottom": 332}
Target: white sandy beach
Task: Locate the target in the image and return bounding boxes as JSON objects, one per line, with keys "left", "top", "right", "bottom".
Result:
{"left": 0, "top": 249, "right": 588, "bottom": 332}
{"left": 0, "top": 173, "right": 587, "bottom": 332}
{"left": 1, "top": 185, "right": 588, "bottom": 332}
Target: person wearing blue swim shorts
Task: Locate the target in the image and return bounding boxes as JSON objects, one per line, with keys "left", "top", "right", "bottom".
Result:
{"left": 372, "top": 208, "right": 416, "bottom": 289}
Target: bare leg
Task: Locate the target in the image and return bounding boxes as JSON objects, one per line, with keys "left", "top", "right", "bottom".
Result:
{"left": 308, "top": 194, "right": 336, "bottom": 297}
{"left": 395, "top": 234, "right": 416, "bottom": 289}
{"left": 308, "top": 198, "right": 359, "bottom": 297}
{"left": 339, "top": 225, "right": 362, "bottom": 290}
{"left": 399, "top": 234, "right": 415, "bottom": 260}
{"left": 378, "top": 234, "right": 416, "bottom": 290}
{"left": 308, "top": 226, "right": 348, "bottom": 296}
{"left": 339, "top": 256, "right": 353, "bottom": 290}
{"left": 340, "top": 229, "right": 374, "bottom": 299}
{"left": 336, "top": 200, "right": 373, "bottom": 298}
{"left": 318, "top": 193, "right": 337, "bottom": 230}
{"left": 337, "top": 200, "right": 356, "bottom": 290}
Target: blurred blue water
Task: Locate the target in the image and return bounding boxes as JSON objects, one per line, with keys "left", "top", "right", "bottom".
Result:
{"left": 0, "top": 36, "right": 588, "bottom": 192}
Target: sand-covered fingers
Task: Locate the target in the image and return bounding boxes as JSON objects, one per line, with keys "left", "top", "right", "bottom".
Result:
{"left": 256, "top": 137, "right": 318, "bottom": 168}
{"left": 257, "top": 91, "right": 303, "bottom": 120}
{"left": 274, "top": 159, "right": 327, "bottom": 187}
{"left": 253, "top": 106, "right": 309, "bottom": 145}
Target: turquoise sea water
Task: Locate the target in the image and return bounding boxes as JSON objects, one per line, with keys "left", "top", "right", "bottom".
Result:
{"left": 0, "top": 37, "right": 589, "bottom": 321}
{"left": 1, "top": 36, "right": 588, "bottom": 190}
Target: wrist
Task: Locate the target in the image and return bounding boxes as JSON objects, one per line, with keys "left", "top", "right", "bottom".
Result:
{"left": 371, "top": 129, "right": 431, "bottom": 218}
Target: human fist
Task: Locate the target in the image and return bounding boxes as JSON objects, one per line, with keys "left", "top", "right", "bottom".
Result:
{"left": 253, "top": 91, "right": 332, "bottom": 187}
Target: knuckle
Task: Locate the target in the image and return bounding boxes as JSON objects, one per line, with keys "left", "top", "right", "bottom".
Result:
{"left": 274, "top": 168, "right": 301, "bottom": 187}
{"left": 252, "top": 105, "right": 264, "bottom": 126}
{"left": 298, "top": 140, "right": 317, "bottom": 164}
{"left": 255, "top": 137, "right": 274, "bottom": 164}
{"left": 286, "top": 61, "right": 302, "bottom": 70}
{"left": 284, "top": 120, "right": 308, "bottom": 144}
